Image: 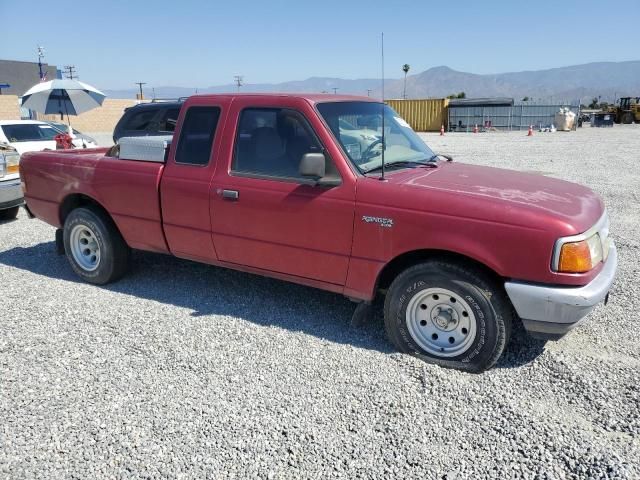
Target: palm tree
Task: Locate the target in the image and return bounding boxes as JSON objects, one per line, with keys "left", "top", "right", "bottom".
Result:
{"left": 402, "top": 64, "right": 410, "bottom": 99}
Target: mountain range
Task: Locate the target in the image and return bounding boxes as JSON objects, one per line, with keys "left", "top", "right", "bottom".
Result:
{"left": 103, "top": 61, "right": 640, "bottom": 103}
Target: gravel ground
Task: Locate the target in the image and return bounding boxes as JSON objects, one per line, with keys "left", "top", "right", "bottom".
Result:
{"left": 1, "top": 125, "right": 639, "bottom": 479}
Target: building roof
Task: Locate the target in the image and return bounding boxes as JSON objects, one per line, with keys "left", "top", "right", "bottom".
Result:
{"left": 449, "top": 97, "right": 514, "bottom": 107}
{"left": 0, "top": 59, "right": 59, "bottom": 96}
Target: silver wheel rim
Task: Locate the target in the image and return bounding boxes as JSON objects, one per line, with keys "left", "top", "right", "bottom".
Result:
{"left": 405, "top": 287, "right": 477, "bottom": 358}
{"left": 69, "top": 224, "right": 101, "bottom": 272}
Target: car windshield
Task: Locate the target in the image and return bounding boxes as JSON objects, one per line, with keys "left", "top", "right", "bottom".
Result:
{"left": 2, "top": 124, "right": 59, "bottom": 142}
{"left": 317, "top": 101, "right": 435, "bottom": 173}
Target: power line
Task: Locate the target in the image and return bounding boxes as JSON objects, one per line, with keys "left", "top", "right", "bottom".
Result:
{"left": 63, "top": 65, "right": 77, "bottom": 80}
{"left": 135, "top": 82, "right": 146, "bottom": 100}
{"left": 234, "top": 75, "right": 244, "bottom": 92}
{"left": 37, "top": 46, "right": 46, "bottom": 81}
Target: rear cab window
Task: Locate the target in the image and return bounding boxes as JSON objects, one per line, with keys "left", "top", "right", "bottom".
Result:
{"left": 174, "top": 106, "right": 221, "bottom": 166}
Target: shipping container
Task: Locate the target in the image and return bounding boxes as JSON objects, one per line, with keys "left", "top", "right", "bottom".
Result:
{"left": 386, "top": 98, "right": 449, "bottom": 132}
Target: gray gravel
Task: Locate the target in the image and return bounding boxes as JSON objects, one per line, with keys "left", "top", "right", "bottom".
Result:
{"left": 1, "top": 125, "right": 639, "bottom": 479}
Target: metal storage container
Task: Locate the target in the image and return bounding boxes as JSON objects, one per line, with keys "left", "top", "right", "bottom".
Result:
{"left": 591, "top": 113, "right": 614, "bottom": 128}
{"left": 118, "top": 136, "right": 173, "bottom": 162}
{"left": 386, "top": 99, "right": 449, "bottom": 132}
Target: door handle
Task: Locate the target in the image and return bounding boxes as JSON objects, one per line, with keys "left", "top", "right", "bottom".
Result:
{"left": 221, "top": 189, "right": 239, "bottom": 200}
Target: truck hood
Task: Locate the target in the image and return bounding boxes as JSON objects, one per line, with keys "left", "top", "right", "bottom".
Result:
{"left": 386, "top": 162, "right": 603, "bottom": 233}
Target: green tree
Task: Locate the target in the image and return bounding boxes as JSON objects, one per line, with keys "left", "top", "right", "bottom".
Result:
{"left": 522, "top": 96, "right": 530, "bottom": 102}
{"left": 588, "top": 97, "right": 599, "bottom": 109}
{"left": 402, "top": 64, "right": 410, "bottom": 99}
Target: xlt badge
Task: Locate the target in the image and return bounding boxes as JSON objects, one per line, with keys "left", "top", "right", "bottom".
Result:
{"left": 362, "top": 215, "right": 393, "bottom": 228}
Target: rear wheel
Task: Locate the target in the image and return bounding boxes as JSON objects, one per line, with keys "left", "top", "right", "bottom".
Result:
{"left": 63, "top": 207, "right": 130, "bottom": 284}
{"left": 384, "top": 261, "right": 512, "bottom": 373}
{"left": 0, "top": 206, "right": 19, "bottom": 221}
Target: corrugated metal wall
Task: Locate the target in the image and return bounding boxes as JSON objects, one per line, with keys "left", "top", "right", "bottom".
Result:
{"left": 448, "top": 104, "right": 581, "bottom": 131}
{"left": 386, "top": 99, "right": 449, "bottom": 132}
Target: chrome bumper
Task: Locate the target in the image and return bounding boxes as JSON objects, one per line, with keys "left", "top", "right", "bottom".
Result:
{"left": 504, "top": 243, "right": 617, "bottom": 340}
{"left": 0, "top": 177, "right": 24, "bottom": 209}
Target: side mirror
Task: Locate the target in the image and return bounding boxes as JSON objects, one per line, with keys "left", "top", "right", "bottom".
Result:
{"left": 299, "top": 152, "right": 326, "bottom": 178}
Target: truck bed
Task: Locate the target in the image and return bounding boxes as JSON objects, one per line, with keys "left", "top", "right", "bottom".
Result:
{"left": 20, "top": 149, "right": 169, "bottom": 253}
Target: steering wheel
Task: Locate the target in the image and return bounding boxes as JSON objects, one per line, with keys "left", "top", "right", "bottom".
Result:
{"left": 361, "top": 139, "right": 383, "bottom": 161}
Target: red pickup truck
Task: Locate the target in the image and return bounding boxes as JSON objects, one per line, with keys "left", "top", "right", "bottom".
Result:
{"left": 19, "top": 94, "right": 617, "bottom": 372}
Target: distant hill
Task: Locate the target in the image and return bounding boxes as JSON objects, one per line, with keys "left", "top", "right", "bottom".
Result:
{"left": 104, "top": 61, "right": 640, "bottom": 103}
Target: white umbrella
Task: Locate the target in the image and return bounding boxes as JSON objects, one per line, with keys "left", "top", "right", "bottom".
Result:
{"left": 20, "top": 79, "right": 106, "bottom": 121}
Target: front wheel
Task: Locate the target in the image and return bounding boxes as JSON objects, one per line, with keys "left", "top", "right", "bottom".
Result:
{"left": 63, "top": 207, "right": 130, "bottom": 284}
{"left": 384, "top": 261, "right": 512, "bottom": 373}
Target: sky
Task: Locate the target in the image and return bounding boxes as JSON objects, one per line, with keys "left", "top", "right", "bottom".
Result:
{"left": 1, "top": 0, "right": 639, "bottom": 90}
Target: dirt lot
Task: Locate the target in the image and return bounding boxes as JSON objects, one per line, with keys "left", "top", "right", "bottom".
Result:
{"left": 1, "top": 125, "right": 639, "bottom": 479}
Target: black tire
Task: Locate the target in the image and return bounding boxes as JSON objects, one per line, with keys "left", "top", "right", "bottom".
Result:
{"left": 0, "top": 206, "right": 19, "bottom": 221}
{"left": 622, "top": 112, "right": 633, "bottom": 124}
{"left": 384, "top": 261, "right": 513, "bottom": 373}
{"left": 63, "top": 207, "right": 130, "bottom": 284}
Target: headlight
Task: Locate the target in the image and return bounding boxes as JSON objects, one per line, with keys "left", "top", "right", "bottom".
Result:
{"left": 5, "top": 152, "right": 20, "bottom": 175}
{"left": 557, "top": 234, "right": 602, "bottom": 273}
{"left": 553, "top": 213, "right": 609, "bottom": 273}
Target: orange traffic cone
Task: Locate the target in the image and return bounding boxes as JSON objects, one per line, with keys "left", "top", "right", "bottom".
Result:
{"left": 527, "top": 125, "right": 533, "bottom": 136}
{"left": 473, "top": 124, "right": 478, "bottom": 133}
{"left": 440, "top": 125, "right": 445, "bottom": 136}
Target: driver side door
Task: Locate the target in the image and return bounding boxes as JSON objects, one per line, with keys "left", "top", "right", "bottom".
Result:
{"left": 210, "top": 100, "right": 356, "bottom": 286}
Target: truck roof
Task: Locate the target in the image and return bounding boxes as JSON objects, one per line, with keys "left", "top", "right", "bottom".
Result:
{"left": 182, "top": 93, "right": 380, "bottom": 104}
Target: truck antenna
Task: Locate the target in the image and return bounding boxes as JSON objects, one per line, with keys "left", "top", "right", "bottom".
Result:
{"left": 379, "top": 32, "right": 386, "bottom": 181}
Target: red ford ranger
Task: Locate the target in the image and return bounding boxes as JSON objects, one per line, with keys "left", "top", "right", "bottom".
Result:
{"left": 19, "top": 94, "right": 617, "bottom": 372}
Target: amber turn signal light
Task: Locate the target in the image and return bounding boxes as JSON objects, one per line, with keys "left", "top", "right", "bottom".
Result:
{"left": 558, "top": 241, "right": 592, "bottom": 273}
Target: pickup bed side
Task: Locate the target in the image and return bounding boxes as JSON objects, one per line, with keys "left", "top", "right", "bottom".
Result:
{"left": 21, "top": 149, "right": 169, "bottom": 253}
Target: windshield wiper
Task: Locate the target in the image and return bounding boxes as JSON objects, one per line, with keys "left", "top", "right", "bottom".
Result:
{"left": 363, "top": 159, "right": 437, "bottom": 174}
{"left": 429, "top": 153, "right": 453, "bottom": 162}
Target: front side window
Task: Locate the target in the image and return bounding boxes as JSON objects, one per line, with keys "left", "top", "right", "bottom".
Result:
{"left": 174, "top": 106, "right": 220, "bottom": 166}
{"left": 317, "top": 101, "right": 435, "bottom": 173}
{"left": 2, "top": 124, "right": 59, "bottom": 142}
{"left": 232, "top": 108, "right": 324, "bottom": 179}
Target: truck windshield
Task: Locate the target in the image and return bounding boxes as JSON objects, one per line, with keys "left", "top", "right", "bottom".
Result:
{"left": 2, "top": 124, "right": 59, "bottom": 142}
{"left": 317, "top": 101, "right": 435, "bottom": 173}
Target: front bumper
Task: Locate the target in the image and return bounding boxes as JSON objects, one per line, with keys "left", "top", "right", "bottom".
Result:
{"left": 504, "top": 243, "right": 617, "bottom": 340}
{"left": 0, "top": 177, "right": 24, "bottom": 210}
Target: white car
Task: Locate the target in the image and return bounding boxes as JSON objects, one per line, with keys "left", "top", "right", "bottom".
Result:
{"left": 0, "top": 120, "right": 98, "bottom": 155}
{"left": 0, "top": 143, "right": 22, "bottom": 220}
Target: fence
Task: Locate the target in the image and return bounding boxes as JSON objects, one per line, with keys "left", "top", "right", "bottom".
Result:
{"left": 448, "top": 103, "right": 581, "bottom": 132}
{"left": 386, "top": 98, "right": 449, "bottom": 132}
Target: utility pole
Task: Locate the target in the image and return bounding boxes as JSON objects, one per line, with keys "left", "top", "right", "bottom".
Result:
{"left": 234, "top": 75, "right": 244, "bottom": 92}
{"left": 63, "top": 65, "right": 77, "bottom": 80}
{"left": 332, "top": 87, "right": 338, "bottom": 95}
{"left": 37, "top": 46, "right": 46, "bottom": 82}
{"left": 135, "top": 82, "right": 146, "bottom": 100}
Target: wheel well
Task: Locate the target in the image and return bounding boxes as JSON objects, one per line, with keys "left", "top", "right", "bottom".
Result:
{"left": 376, "top": 249, "right": 503, "bottom": 292}
{"left": 59, "top": 194, "right": 110, "bottom": 226}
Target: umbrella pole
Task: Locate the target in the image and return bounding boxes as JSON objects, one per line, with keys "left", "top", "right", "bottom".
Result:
{"left": 63, "top": 93, "right": 71, "bottom": 127}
